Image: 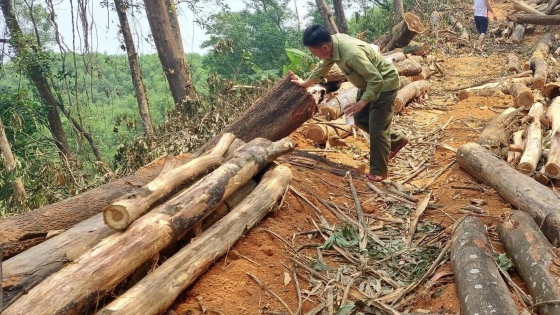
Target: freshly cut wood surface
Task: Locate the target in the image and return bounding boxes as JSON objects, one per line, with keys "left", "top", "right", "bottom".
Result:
{"left": 477, "top": 107, "right": 521, "bottom": 157}
{"left": 518, "top": 102, "right": 544, "bottom": 175}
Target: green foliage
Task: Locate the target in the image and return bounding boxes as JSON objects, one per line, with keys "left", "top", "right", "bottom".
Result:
{"left": 494, "top": 252, "right": 514, "bottom": 271}
{"left": 282, "top": 48, "right": 314, "bottom": 77}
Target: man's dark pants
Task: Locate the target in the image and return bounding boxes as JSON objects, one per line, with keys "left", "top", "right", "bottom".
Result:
{"left": 353, "top": 88, "right": 406, "bottom": 176}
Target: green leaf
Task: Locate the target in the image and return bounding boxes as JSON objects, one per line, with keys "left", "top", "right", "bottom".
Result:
{"left": 496, "top": 253, "right": 514, "bottom": 271}
{"left": 336, "top": 303, "right": 356, "bottom": 315}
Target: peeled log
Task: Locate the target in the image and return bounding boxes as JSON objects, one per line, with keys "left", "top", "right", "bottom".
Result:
{"left": 97, "top": 165, "right": 292, "bottom": 315}
{"left": 382, "top": 12, "right": 426, "bottom": 52}
{"left": 103, "top": 134, "right": 236, "bottom": 230}
{"left": 545, "top": 97, "right": 560, "bottom": 178}
{"left": 510, "top": 24, "right": 526, "bottom": 44}
{"left": 2, "top": 137, "right": 294, "bottom": 315}
{"left": 457, "top": 77, "right": 533, "bottom": 101}
{"left": 497, "top": 211, "right": 560, "bottom": 315}
{"left": 451, "top": 216, "right": 518, "bottom": 315}
{"left": 394, "top": 80, "right": 430, "bottom": 113}
{"left": 0, "top": 155, "right": 182, "bottom": 259}
{"left": 394, "top": 58, "right": 423, "bottom": 77}
{"left": 506, "top": 53, "right": 521, "bottom": 73}
{"left": 510, "top": 83, "right": 534, "bottom": 109}
{"left": 196, "top": 72, "right": 317, "bottom": 155}
{"left": 477, "top": 107, "right": 522, "bottom": 157}
{"left": 457, "top": 142, "right": 560, "bottom": 245}
{"left": 518, "top": 102, "right": 544, "bottom": 175}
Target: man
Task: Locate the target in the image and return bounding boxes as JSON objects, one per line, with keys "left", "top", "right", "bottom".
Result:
{"left": 474, "top": 0, "right": 497, "bottom": 52}
{"left": 291, "top": 24, "right": 408, "bottom": 182}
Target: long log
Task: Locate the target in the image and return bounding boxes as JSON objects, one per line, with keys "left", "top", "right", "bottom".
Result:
{"left": 0, "top": 155, "right": 183, "bottom": 259}
{"left": 545, "top": 97, "right": 560, "bottom": 178}
{"left": 477, "top": 107, "right": 522, "bottom": 157}
{"left": 512, "top": 0, "right": 546, "bottom": 15}
{"left": 103, "top": 134, "right": 236, "bottom": 230}
{"left": 530, "top": 33, "right": 554, "bottom": 89}
{"left": 196, "top": 72, "right": 316, "bottom": 155}
{"left": 510, "top": 23, "right": 526, "bottom": 44}
{"left": 507, "top": 53, "right": 521, "bottom": 73}
{"left": 382, "top": 12, "right": 426, "bottom": 52}
{"left": 546, "top": 0, "right": 560, "bottom": 14}
{"left": 394, "top": 58, "right": 423, "bottom": 77}
{"left": 509, "top": 14, "right": 560, "bottom": 24}
{"left": 457, "top": 142, "right": 560, "bottom": 245}
{"left": 451, "top": 216, "right": 518, "bottom": 315}
{"left": 457, "top": 77, "right": 533, "bottom": 101}
{"left": 518, "top": 102, "right": 545, "bottom": 175}
{"left": 304, "top": 118, "right": 353, "bottom": 145}
{"left": 497, "top": 211, "right": 560, "bottom": 315}
{"left": 97, "top": 164, "right": 292, "bottom": 315}
{"left": 402, "top": 41, "right": 429, "bottom": 56}
{"left": 2, "top": 137, "right": 294, "bottom": 315}
{"left": 317, "top": 85, "right": 358, "bottom": 120}
{"left": 510, "top": 83, "right": 534, "bottom": 109}
{"left": 394, "top": 80, "right": 430, "bottom": 113}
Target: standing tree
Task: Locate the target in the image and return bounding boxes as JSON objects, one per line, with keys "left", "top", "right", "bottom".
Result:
{"left": 164, "top": 0, "right": 185, "bottom": 57}
{"left": 0, "top": 0, "right": 72, "bottom": 161}
{"left": 315, "top": 0, "right": 338, "bottom": 34}
{"left": 114, "top": 0, "right": 154, "bottom": 134}
{"left": 332, "top": 0, "right": 348, "bottom": 34}
{"left": 0, "top": 117, "right": 26, "bottom": 202}
{"left": 144, "top": 0, "right": 199, "bottom": 115}
{"left": 394, "top": 0, "right": 404, "bottom": 20}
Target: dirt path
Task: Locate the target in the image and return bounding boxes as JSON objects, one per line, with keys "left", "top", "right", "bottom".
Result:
{"left": 170, "top": 4, "right": 549, "bottom": 314}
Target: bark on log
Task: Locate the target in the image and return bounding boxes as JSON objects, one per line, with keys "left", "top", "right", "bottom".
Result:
{"left": 497, "top": 211, "right": 560, "bottom": 315}
{"left": 525, "top": 23, "right": 536, "bottom": 34}
{"left": 554, "top": 47, "right": 560, "bottom": 58}
{"left": 304, "top": 118, "right": 353, "bottom": 145}
{"left": 543, "top": 81, "right": 560, "bottom": 98}
{"left": 402, "top": 41, "right": 429, "bottom": 55}
{"left": 394, "top": 58, "right": 423, "bottom": 77}
{"left": 374, "top": 32, "right": 392, "bottom": 51}
{"left": 510, "top": 23, "right": 526, "bottom": 44}
{"left": 451, "top": 216, "right": 518, "bottom": 315}
{"left": 103, "top": 134, "right": 236, "bottom": 230}
{"left": 412, "top": 66, "right": 434, "bottom": 81}
{"left": 457, "top": 142, "right": 560, "bottom": 245}
{"left": 457, "top": 77, "right": 532, "bottom": 100}
{"left": 317, "top": 85, "right": 358, "bottom": 120}
{"left": 536, "top": 165, "right": 551, "bottom": 185}
{"left": 545, "top": 97, "right": 560, "bottom": 178}
{"left": 477, "top": 107, "right": 522, "bottom": 157}
{"left": 96, "top": 165, "right": 292, "bottom": 315}
{"left": 509, "top": 14, "right": 560, "bottom": 25}
{"left": 518, "top": 102, "right": 545, "bottom": 175}
{"left": 449, "top": 15, "right": 470, "bottom": 41}
{"left": 531, "top": 57, "right": 549, "bottom": 89}
{"left": 0, "top": 156, "right": 184, "bottom": 259}
{"left": 400, "top": 76, "right": 412, "bottom": 88}
{"left": 394, "top": 80, "right": 431, "bottom": 113}
{"left": 430, "top": 11, "right": 441, "bottom": 30}
{"left": 385, "top": 51, "right": 407, "bottom": 63}
{"left": 382, "top": 12, "right": 426, "bottom": 52}
{"left": 196, "top": 72, "right": 317, "bottom": 155}
{"left": 507, "top": 53, "right": 521, "bottom": 73}
{"left": 510, "top": 83, "right": 535, "bottom": 109}
{"left": 1, "top": 137, "right": 295, "bottom": 315}
{"left": 546, "top": 0, "right": 560, "bottom": 14}
{"left": 512, "top": 0, "right": 546, "bottom": 15}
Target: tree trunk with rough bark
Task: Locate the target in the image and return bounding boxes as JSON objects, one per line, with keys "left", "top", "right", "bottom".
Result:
{"left": 457, "top": 142, "right": 560, "bottom": 245}
{"left": 115, "top": 0, "right": 154, "bottom": 134}
{"left": 332, "top": 0, "right": 348, "bottom": 34}
{"left": 144, "top": 0, "right": 198, "bottom": 114}
{"left": 513, "top": 13, "right": 560, "bottom": 24}
{"left": 0, "top": 117, "right": 26, "bottom": 201}
{"left": 164, "top": 0, "right": 185, "bottom": 57}
{"left": 393, "top": 0, "right": 404, "bottom": 21}
{"left": 315, "top": 0, "right": 338, "bottom": 34}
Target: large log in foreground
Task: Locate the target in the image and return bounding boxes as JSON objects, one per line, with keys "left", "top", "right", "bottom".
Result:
{"left": 97, "top": 165, "right": 292, "bottom": 315}
{"left": 196, "top": 72, "right": 317, "bottom": 155}
{"left": 103, "top": 134, "right": 236, "bottom": 230}
{"left": 509, "top": 13, "right": 560, "bottom": 25}
{"left": 545, "top": 97, "right": 560, "bottom": 178}
{"left": 518, "top": 102, "right": 544, "bottom": 175}
{"left": 394, "top": 80, "right": 431, "bottom": 112}
{"left": 2, "top": 137, "right": 294, "bottom": 315}
{"left": 498, "top": 211, "right": 560, "bottom": 315}
{"left": 477, "top": 107, "right": 521, "bottom": 157}
{"left": 457, "top": 142, "right": 560, "bottom": 245}
{"left": 382, "top": 12, "right": 426, "bottom": 52}
{"left": 451, "top": 216, "right": 518, "bottom": 315}
{"left": 0, "top": 156, "right": 179, "bottom": 259}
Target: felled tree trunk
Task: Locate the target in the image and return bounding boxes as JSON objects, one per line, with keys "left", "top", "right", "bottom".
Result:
{"left": 477, "top": 107, "right": 522, "bottom": 157}
{"left": 512, "top": 0, "right": 546, "bottom": 15}
{"left": 451, "top": 216, "right": 518, "bottom": 315}
{"left": 0, "top": 156, "right": 183, "bottom": 258}
{"left": 449, "top": 15, "right": 470, "bottom": 41}
{"left": 497, "top": 211, "right": 560, "bottom": 315}
{"left": 382, "top": 12, "right": 426, "bottom": 52}
{"left": 457, "top": 142, "right": 560, "bottom": 245}
{"left": 326, "top": 64, "right": 346, "bottom": 82}
{"left": 304, "top": 118, "right": 353, "bottom": 145}
{"left": 394, "top": 80, "right": 430, "bottom": 113}
{"left": 545, "top": 97, "right": 560, "bottom": 178}
{"left": 2, "top": 138, "right": 294, "bottom": 315}
{"left": 509, "top": 13, "right": 559, "bottom": 23}
{"left": 412, "top": 66, "right": 434, "bottom": 81}
{"left": 506, "top": 53, "right": 521, "bottom": 72}
{"left": 529, "top": 33, "right": 554, "bottom": 89}
{"left": 546, "top": 0, "right": 560, "bottom": 14}
{"left": 510, "top": 23, "right": 526, "bottom": 44}
{"left": 510, "top": 83, "right": 534, "bottom": 109}
{"left": 402, "top": 41, "right": 429, "bottom": 55}
{"left": 394, "top": 58, "right": 423, "bottom": 77}
{"left": 400, "top": 76, "right": 412, "bottom": 88}
{"left": 518, "top": 102, "right": 544, "bottom": 175}
{"left": 103, "top": 134, "right": 236, "bottom": 230}
{"left": 196, "top": 72, "right": 317, "bottom": 155}
{"left": 96, "top": 165, "right": 292, "bottom": 315}
{"left": 317, "top": 85, "right": 358, "bottom": 120}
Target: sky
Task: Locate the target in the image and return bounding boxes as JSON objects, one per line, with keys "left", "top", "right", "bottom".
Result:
{"left": 49, "top": 0, "right": 311, "bottom": 56}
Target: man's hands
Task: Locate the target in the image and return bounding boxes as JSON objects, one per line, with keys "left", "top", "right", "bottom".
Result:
{"left": 290, "top": 73, "right": 313, "bottom": 88}
{"left": 343, "top": 100, "right": 369, "bottom": 117}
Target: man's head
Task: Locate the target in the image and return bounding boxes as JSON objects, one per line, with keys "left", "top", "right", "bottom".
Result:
{"left": 302, "top": 24, "right": 333, "bottom": 60}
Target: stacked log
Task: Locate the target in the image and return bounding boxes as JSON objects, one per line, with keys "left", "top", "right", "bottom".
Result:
{"left": 382, "top": 12, "right": 426, "bottom": 53}
{"left": 518, "top": 102, "right": 545, "bottom": 175}
{"left": 529, "top": 33, "right": 554, "bottom": 89}
{"left": 477, "top": 107, "right": 522, "bottom": 157}
{"left": 510, "top": 23, "right": 526, "bottom": 44}
{"left": 394, "top": 80, "right": 431, "bottom": 112}
{"left": 544, "top": 97, "right": 560, "bottom": 178}
{"left": 304, "top": 118, "right": 353, "bottom": 145}
{"left": 394, "top": 58, "right": 423, "bottom": 77}
{"left": 316, "top": 85, "right": 357, "bottom": 120}
{"left": 506, "top": 53, "right": 521, "bottom": 73}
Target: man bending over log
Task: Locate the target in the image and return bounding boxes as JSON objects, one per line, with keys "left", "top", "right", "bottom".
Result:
{"left": 473, "top": 0, "right": 497, "bottom": 52}
{"left": 291, "top": 24, "right": 408, "bottom": 182}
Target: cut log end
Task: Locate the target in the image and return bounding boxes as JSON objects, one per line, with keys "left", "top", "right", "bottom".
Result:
{"left": 517, "top": 162, "right": 535, "bottom": 175}
{"left": 404, "top": 12, "right": 426, "bottom": 34}
{"left": 103, "top": 205, "right": 130, "bottom": 230}
{"left": 545, "top": 164, "right": 560, "bottom": 177}
{"left": 395, "top": 99, "right": 405, "bottom": 113}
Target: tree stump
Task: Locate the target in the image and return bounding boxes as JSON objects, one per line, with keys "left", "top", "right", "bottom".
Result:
{"left": 382, "top": 12, "right": 426, "bottom": 52}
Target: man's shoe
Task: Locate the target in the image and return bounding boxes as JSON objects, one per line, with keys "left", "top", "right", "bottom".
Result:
{"left": 364, "top": 174, "right": 387, "bottom": 182}
{"left": 389, "top": 138, "right": 409, "bottom": 160}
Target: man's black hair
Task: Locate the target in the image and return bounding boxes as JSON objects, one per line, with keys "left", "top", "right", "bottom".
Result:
{"left": 302, "top": 24, "right": 332, "bottom": 48}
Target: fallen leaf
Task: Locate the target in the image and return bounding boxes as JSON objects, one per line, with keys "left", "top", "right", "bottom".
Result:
{"left": 284, "top": 272, "right": 292, "bottom": 286}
